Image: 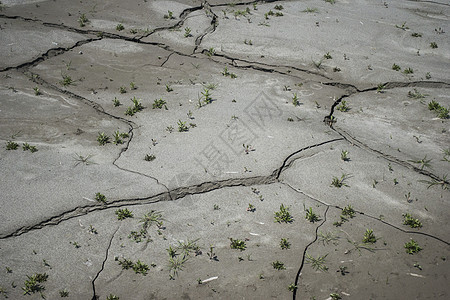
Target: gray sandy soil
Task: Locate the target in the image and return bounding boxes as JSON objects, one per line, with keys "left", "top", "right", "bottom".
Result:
{"left": 0, "top": 0, "right": 449, "bottom": 299}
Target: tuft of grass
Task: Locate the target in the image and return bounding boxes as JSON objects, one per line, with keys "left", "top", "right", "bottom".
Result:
{"left": 144, "top": 154, "right": 156, "bottom": 161}
{"left": 97, "top": 132, "right": 110, "bottom": 145}
{"left": 404, "top": 239, "right": 422, "bottom": 254}
{"left": 95, "top": 192, "right": 107, "bottom": 204}
{"left": 33, "top": 86, "right": 41, "bottom": 95}
{"left": 403, "top": 67, "right": 414, "bottom": 74}
{"left": 341, "top": 205, "right": 355, "bottom": 218}
{"left": 392, "top": 63, "right": 401, "bottom": 71}
{"left": 305, "top": 253, "right": 328, "bottom": 271}
{"left": 318, "top": 231, "right": 339, "bottom": 246}
{"left": 177, "top": 120, "right": 189, "bottom": 132}
{"left": 341, "top": 150, "right": 349, "bottom": 161}
{"left": 164, "top": 10, "right": 175, "bottom": 20}
{"left": 205, "top": 47, "right": 215, "bottom": 57}
{"left": 336, "top": 100, "right": 349, "bottom": 112}
{"left": 184, "top": 27, "right": 192, "bottom": 37}
{"left": 113, "top": 97, "right": 121, "bottom": 107}
{"left": 274, "top": 204, "right": 294, "bottom": 223}
{"left": 6, "top": 141, "right": 19, "bottom": 150}
{"left": 132, "top": 260, "right": 149, "bottom": 275}
{"left": 60, "top": 74, "right": 73, "bottom": 86}
{"left": 430, "top": 42, "right": 438, "bottom": 49}
{"left": 411, "top": 32, "right": 422, "bottom": 37}
{"left": 419, "top": 174, "right": 448, "bottom": 190}
{"left": 116, "top": 23, "right": 124, "bottom": 31}
{"left": 140, "top": 210, "right": 164, "bottom": 230}
{"left": 229, "top": 238, "right": 246, "bottom": 251}
{"left": 362, "top": 229, "right": 377, "bottom": 244}
{"left": 280, "top": 238, "right": 291, "bottom": 250}
{"left": 272, "top": 261, "right": 286, "bottom": 270}
{"left": 305, "top": 207, "right": 320, "bottom": 223}
{"left": 22, "top": 273, "right": 48, "bottom": 296}
{"left": 22, "top": 143, "right": 38, "bottom": 153}
{"left": 402, "top": 213, "right": 422, "bottom": 228}
{"left": 427, "top": 100, "right": 449, "bottom": 119}
{"left": 331, "top": 173, "right": 350, "bottom": 188}
{"left": 119, "top": 86, "right": 127, "bottom": 94}
{"left": 292, "top": 93, "right": 300, "bottom": 106}
{"left": 115, "top": 208, "right": 133, "bottom": 220}
{"left": 408, "top": 156, "right": 432, "bottom": 170}
{"left": 168, "top": 256, "right": 188, "bottom": 278}
{"left": 78, "top": 13, "right": 89, "bottom": 27}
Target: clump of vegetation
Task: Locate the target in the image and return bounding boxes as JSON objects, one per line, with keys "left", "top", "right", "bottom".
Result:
{"left": 116, "top": 257, "right": 149, "bottom": 275}
{"left": 33, "top": 86, "right": 41, "bottom": 95}
{"left": 404, "top": 239, "right": 422, "bottom": 254}
{"left": 95, "top": 192, "right": 107, "bottom": 204}
{"left": 305, "top": 207, "right": 320, "bottom": 223}
{"left": 152, "top": 98, "right": 167, "bottom": 109}
{"left": 403, "top": 67, "right": 414, "bottom": 74}
{"left": 430, "top": 42, "right": 438, "bottom": 49}
{"left": 22, "top": 143, "right": 38, "bottom": 153}
{"left": 6, "top": 141, "right": 19, "bottom": 150}
{"left": 115, "top": 208, "right": 133, "bottom": 220}
{"left": 116, "top": 23, "right": 125, "bottom": 31}
{"left": 144, "top": 154, "right": 156, "bottom": 161}
{"left": 229, "top": 238, "right": 246, "bottom": 251}
{"left": 305, "top": 253, "right": 328, "bottom": 271}
{"left": 392, "top": 63, "right": 401, "bottom": 71}
{"left": 177, "top": 120, "right": 189, "bottom": 132}
{"left": 342, "top": 205, "right": 355, "bottom": 218}
{"left": 97, "top": 132, "right": 110, "bottom": 145}
{"left": 60, "top": 74, "right": 73, "bottom": 86}
{"left": 341, "top": 150, "right": 349, "bottom": 161}
{"left": 336, "top": 100, "right": 349, "bottom": 112}
{"left": 78, "top": 13, "right": 89, "bottom": 27}
{"left": 164, "top": 10, "right": 175, "bottom": 19}
{"left": 331, "top": 174, "right": 350, "bottom": 188}
{"left": 113, "top": 97, "right": 121, "bottom": 107}
{"left": 428, "top": 100, "right": 449, "bottom": 119}
{"left": 274, "top": 204, "right": 294, "bottom": 223}
{"left": 408, "top": 89, "right": 427, "bottom": 99}
{"left": 272, "top": 261, "right": 286, "bottom": 270}
{"left": 292, "top": 93, "right": 300, "bottom": 106}
{"left": 22, "top": 273, "right": 48, "bottom": 297}
{"left": 125, "top": 97, "right": 144, "bottom": 116}
{"left": 140, "top": 210, "right": 164, "bottom": 230}
{"left": 280, "top": 238, "right": 291, "bottom": 250}
{"left": 402, "top": 213, "right": 422, "bottom": 228}
{"left": 362, "top": 229, "right": 377, "bottom": 244}
{"left": 205, "top": 47, "right": 215, "bottom": 57}
{"left": 222, "top": 67, "right": 237, "bottom": 78}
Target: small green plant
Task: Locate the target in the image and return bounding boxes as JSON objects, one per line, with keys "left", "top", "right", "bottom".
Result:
{"left": 376, "top": 83, "right": 385, "bottom": 93}
{"left": 288, "top": 283, "right": 297, "bottom": 292}
{"left": 336, "top": 100, "right": 349, "bottom": 112}
{"left": 340, "top": 150, "right": 349, "bottom": 161}
{"left": 426, "top": 72, "right": 431, "bottom": 79}
{"left": 305, "top": 253, "right": 328, "bottom": 271}
{"left": 392, "top": 63, "right": 401, "bottom": 71}
{"left": 362, "top": 229, "right": 377, "bottom": 244}
{"left": 430, "top": 42, "right": 438, "bottom": 49}
{"left": 330, "top": 293, "right": 342, "bottom": 300}
{"left": 125, "top": 97, "right": 144, "bottom": 116}
{"left": 403, "top": 67, "right": 414, "bottom": 74}
{"left": 97, "top": 132, "right": 110, "bottom": 145}
{"left": 168, "top": 255, "right": 188, "bottom": 279}
{"left": 22, "top": 273, "right": 48, "bottom": 296}
{"left": 106, "top": 294, "right": 120, "bottom": 300}
{"left": 6, "top": 141, "right": 18, "bottom": 150}
{"left": 303, "top": 7, "right": 318, "bottom": 13}
{"left": 419, "top": 174, "right": 448, "bottom": 190}
{"left": 176, "top": 239, "right": 201, "bottom": 257}
{"left": 292, "top": 93, "right": 300, "bottom": 106}
{"left": 33, "top": 86, "right": 41, "bottom": 95}
{"left": 411, "top": 32, "right": 422, "bottom": 37}
{"left": 184, "top": 27, "right": 192, "bottom": 37}
{"left": 113, "top": 131, "right": 123, "bottom": 145}
{"left": 230, "top": 238, "right": 246, "bottom": 251}
{"left": 280, "top": 238, "right": 291, "bottom": 250}
{"left": 428, "top": 100, "right": 449, "bottom": 119}
{"left": 305, "top": 207, "right": 320, "bottom": 223}
{"left": 201, "top": 88, "right": 213, "bottom": 104}
{"left": 272, "top": 261, "right": 286, "bottom": 270}
{"left": 113, "top": 97, "right": 121, "bottom": 107}
{"left": 213, "top": 204, "right": 220, "bottom": 210}
{"left": 78, "top": 13, "right": 89, "bottom": 27}
{"left": 164, "top": 10, "right": 175, "bottom": 19}
{"left": 132, "top": 260, "right": 149, "bottom": 275}
{"left": 222, "top": 67, "right": 237, "bottom": 78}
{"left": 60, "top": 74, "right": 73, "bottom": 86}
{"left": 318, "top": 231, "right": 339, "bottom": 245}
{"left": 119, "top": 86, "right": 127, "bottom": 94}
{"left": 337, "top": 265, "right": 349, "bottom": 275}
{"left": 95, "top": 192, "right": 106, "bottom": 204}
{"left": 274, "top": 204, "right": 294, "bottom": 223}
{"left": 324, "top": 52, "right": 332, "bottom": 59}
{"left": 404, "top": 239, "right": 422, "bottom": 254}
{"left": 407, "top": 89, "right": 427, "bottom": 99}
{"left": 408, "top": 156, "right": 432, "bottom": 170}
{"left": 59, "top": 289, "right": 69, "bottom": 297}
{"left": 402, "top": 213, "right": 422, "bottom": 228}
{"left": 116, "top": 23, "right": 124, "bottom": 31}
{"left": 207, "top": 244, "right": 217, "bottom": 260}
{"left": 70, "top": 241, "right": 81, "bottom": 248}
{"left": 130, "top": 82, "right": 137, "bottom": 90}
{"left": 247, "top": 203, "right": 256, "bottom": 212}
{"left": 177, "top": 120, "right": 189, "bottom": 132}
{"left": 331, "top": 173, "right": 350, "bottom": 188}
{"left": 115, "top": 208, "right": 133, "bottom": 220}
{"left": 205, "top": 47, "right": 215, "bottom": 57}
{"left": 140, "top": 210, "right": 164, "bottom": 230}
{"left": 152, "top": 98, "right": 167, "bottom": 109}
{"left": 144, "top": 154, "right": 156, "bottom": 161}
{"left": 117, "top": 257, "right": 134, "bottom": 270}
{"left": 22, "top": 143, "right": 38, "bottom": 153}
{"left": 342, "top": 205, "right": 355, "bottom": 218}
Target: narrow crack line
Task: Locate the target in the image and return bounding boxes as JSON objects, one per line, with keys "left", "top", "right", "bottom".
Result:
{"left": 275, "top": 138, "right": 344, "bottom": 179}
{"left": 406, "top": 0, "right": 450, "bottom": 7}
{"left": 91, "top": 225, "right": 120, "bottom": 300}
{"left": 283, "top": 182, "right": 450, "bottom": 245}
{"left": 332, "top": 127, "right": 448, "bottom": 183}
{"left": 292, "top": 206, "right": 329, "bottom": 300}
{"left": 193, "top": 1, "right": 218, "bottom": 53}
{"left": 0, "top": 38, "right": 99, "bottom": 72}
{"left": 160, "top": 52, "right": 174, "bottom": 67}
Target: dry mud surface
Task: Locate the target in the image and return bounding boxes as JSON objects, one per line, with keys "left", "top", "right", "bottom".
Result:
{"left": 0, "top": 0, "right": 449, "bottom": 299}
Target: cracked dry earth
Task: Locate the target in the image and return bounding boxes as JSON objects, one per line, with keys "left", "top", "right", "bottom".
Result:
{"left": 0, "top": 0, "right": 449, "bottom": 299}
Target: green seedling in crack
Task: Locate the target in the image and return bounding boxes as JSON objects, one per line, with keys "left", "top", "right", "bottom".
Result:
{"left": 95, "top": 192, "right": 107, "bottom": 204}
{"left": 106, "top": 294, "right": 119, "bottom": 300}
{"left": 205, "top": 47, "right": 215, "bottom": 57}
{"left": 305, "top": 207, "right": 320, "bottom": 223}
{"left": 402, "top": 213, "right": 422, "bottom": 228}
{"left": 331, "top": 173, "right": 351, "bottom": 188}
{"left": 392, "top": 63, "right": 401, "bottom": 71}
{"left": 341, "top": 150, "right": 350, "bottom": 161}
{"left": 164, "top": 10, "right": 175, "bottom": 19}
{"left": 419, "top": 175, "right": 448, "bottom": 190}
{"left": 230, "top": 238, "right": 246, "bottom": 251}
{"left": 22, "top": 273, "right": 48, "bottom": 297}
{"left": 318, "top": 231, "right": 339, "bottom": 246}
{"left": 280, "top": 238, "right": 291, "bottom": 249}
{"left": 404, "top": 239, "right": 422, "bottom": 254}
{"left": 376, "top": 83, "right": 385, "bottom": 93}
{"left": 288, "top": 283, "right": 297, "bottom": 292}
{"left": 272, "top": 261, "right": 285, "bottom": 270}
{"left": 305, "top": 253, "right": 328, "bottom": 271}
{"left": 408, "top": 156, "right": 432, "bottom": 170}
{"left": 362, "top": 229, "right": 377, "bottom": 244}
{"left": 115, "top": 208, "right": 133, "bottom": 220}
{"left": 292, "top": 93, "right": 300, "bottom": 106}
{"left": 78, "top": 13, "right": 89, "bottom": 27}
{"left": 97, "top": 132, "right": 110, "bottom": 145}
{"left": 274, "top": 204, "right": 294, "bottom": 223}
{"left": 116, "top": 23, "right": 124, "bottom": 31}
{"left": 6, "top": 141, "right": 18, "bottom": 150}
